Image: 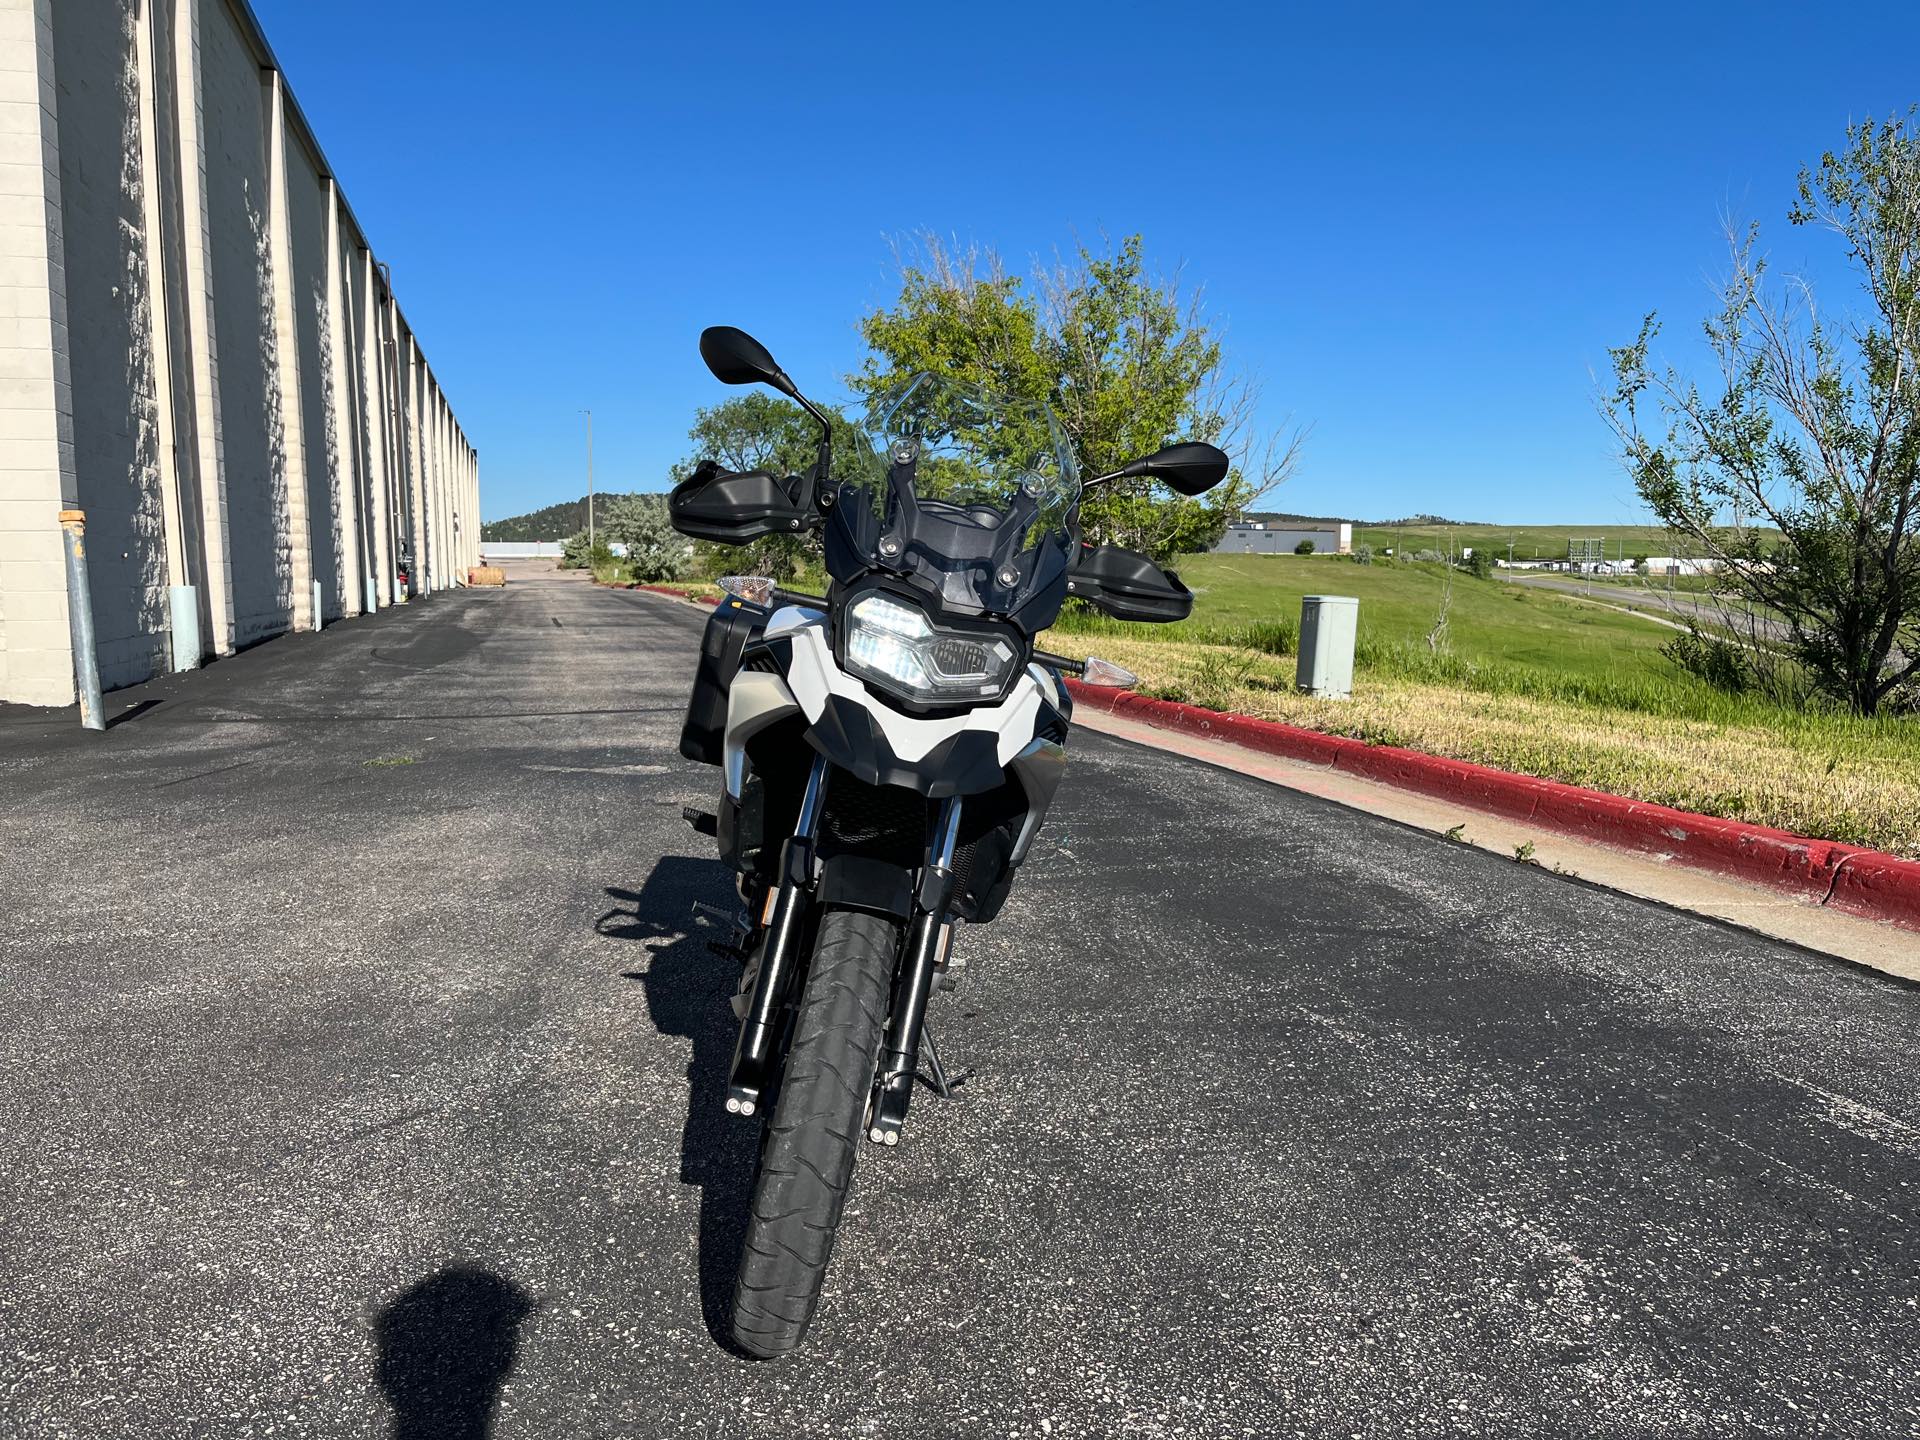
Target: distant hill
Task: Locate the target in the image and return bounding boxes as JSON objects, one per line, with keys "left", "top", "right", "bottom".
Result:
{"left": 482, "top": 493, "right": 654, "bottom": 542}
{"left": 1242, "top": 510, "right": 1494, "bottom": 528}
{"left": 1367, "top": 512, "right": 1488, "bottom": 527}
{"left": 1242, "top": 511, "right": 1357, "bottom": 527}
{"left": 1348, "top": 520, "right": 1779, "bottom": 561}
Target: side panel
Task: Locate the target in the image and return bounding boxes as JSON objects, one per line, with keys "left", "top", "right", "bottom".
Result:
{"left": 717, "top": 669, "right": 802, "bottom": 876}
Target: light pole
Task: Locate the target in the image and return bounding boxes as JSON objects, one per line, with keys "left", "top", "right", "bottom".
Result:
{"left": 580, "top": 408, "right": 595, "bottom": 551}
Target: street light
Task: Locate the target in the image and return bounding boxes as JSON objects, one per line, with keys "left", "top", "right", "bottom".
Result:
{"left": 580, "top": 408, "right": 595, "bottom": 551}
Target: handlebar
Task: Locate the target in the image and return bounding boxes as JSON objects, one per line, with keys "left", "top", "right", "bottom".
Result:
{"left": 1031, "top": 649, "right": 1086, "bottom": 676}
{"left": 770, "top": 586, "right": 827, "bottom": 609}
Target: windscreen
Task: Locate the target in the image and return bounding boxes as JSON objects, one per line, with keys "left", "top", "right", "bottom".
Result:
{"left": 824, "top": 374, "right": 1081, "bottom": 630}
{"left": 847, "top": 374, "right": 1080, "bottom": 536}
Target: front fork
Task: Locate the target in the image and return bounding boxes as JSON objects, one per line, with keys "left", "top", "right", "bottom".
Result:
{"left": 724, "top": 758, "right": 964, "bottom": 1148}
{"left": 724, "top": 753, "right": 831, "bottom": 1117}
{"left": 867, "top": 795, "right": 961, "bottom": 1147}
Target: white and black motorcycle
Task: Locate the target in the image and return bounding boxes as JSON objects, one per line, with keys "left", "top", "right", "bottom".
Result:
{"left": 670, "top": 327, "right": 1227, "bottom": 1356}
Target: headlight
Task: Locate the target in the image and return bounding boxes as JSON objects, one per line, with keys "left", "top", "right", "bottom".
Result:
{"left": 842, "top": 593, "right": 1020, "bottom": 703}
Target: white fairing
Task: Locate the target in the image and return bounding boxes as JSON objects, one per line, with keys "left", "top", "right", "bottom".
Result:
{"left": 764, "top": 606, "right": 1048, "bottom": 765}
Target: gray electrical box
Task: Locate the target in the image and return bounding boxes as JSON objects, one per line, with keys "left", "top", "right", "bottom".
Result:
{"left": 1297, "top": 595, "right": 1359, "bottom": 699}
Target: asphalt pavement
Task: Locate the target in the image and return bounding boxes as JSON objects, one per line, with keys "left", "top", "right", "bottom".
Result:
{"left": 1, "top": 567, "right": 1916, "bottom": 1438}
{"left": 1499, "top": 573, "right": 1791, "bottom": 643}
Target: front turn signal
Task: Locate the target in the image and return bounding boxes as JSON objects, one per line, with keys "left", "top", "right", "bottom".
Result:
{"left": 717, "top": 575, "right": 776, "bottom": 606}
{"left": 1081, "top": 656, "right": 1139, "bottom": 689}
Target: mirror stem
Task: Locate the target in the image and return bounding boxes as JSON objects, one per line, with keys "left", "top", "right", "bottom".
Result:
{"left": 789, "top": 388, "right": 835, "bottom": 511}
{"left": 1084, "top": 459, "right": 1148, "bottom": 489}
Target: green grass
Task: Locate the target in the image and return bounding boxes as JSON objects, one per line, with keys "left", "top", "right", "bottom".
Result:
{"left": 1058, "top": 552, "right": 1682, "bottom": 687}
{"left": 1044, "top": 550, "right": 1920, "bottom": 853}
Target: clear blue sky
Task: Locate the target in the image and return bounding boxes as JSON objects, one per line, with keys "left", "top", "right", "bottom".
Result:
{"left": 252, "top": 0, "right": 1920, "bottom": 525}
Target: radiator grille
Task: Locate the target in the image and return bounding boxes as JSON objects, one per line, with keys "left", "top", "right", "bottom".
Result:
{"left": 819, "top": 773, "right": 928, "bottom": 866}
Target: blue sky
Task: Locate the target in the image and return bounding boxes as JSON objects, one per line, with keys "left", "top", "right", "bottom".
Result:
{"left": 253, "top": 0, "right": 1920, "bottom": 525}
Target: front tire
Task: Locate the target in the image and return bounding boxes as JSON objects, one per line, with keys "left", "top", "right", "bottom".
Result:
{"left": 730, "top": 908, "right": 896, "bottom": 1357}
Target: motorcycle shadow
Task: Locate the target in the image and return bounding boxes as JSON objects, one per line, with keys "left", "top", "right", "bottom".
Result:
{"left": 599, "top": 854, "right": 759, "bottom": 1355}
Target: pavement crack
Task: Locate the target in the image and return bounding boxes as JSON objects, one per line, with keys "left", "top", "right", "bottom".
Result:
{"left": 333, "top": 1104, "right": 445, "bottom": 1147}
{"left": 151, "top": 757, "right": 258, "bottom": 789}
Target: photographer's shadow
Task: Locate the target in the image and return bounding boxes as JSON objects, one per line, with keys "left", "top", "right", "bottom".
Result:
{"left": 599, "top": 854, "right": 757, "bottom": 1350}
{"left": 373, "top": 1266, "right": 533, "bottom": 1440}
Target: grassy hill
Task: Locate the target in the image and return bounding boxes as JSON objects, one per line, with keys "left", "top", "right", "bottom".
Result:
{"left": 481, "top": 493, "right": 655, "bottom": 542}
{"left": 1349, "top": 521, "right": 1779, "bottom": 562}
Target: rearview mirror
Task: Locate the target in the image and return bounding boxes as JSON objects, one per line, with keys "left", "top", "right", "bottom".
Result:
{"left": 699, "top": 326, "right": 795, "bottom": 396}
{"left": 1088, "top": 441, "right": 1231, "bottom": 496}
{"left": 1134, "top": 441, "right": 1230, "bottom": 496}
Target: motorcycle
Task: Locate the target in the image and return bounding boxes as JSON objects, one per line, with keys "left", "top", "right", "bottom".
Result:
{"left": 669, "top": 326, "right": 1228, "bottom": 1356}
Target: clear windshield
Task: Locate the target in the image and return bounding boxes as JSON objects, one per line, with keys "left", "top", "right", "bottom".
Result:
{"left": 847, "top": 374, "right": 1080, "bottom": 536}
{"left": 823, "top": 374, "right": 1081, "bottom": 629}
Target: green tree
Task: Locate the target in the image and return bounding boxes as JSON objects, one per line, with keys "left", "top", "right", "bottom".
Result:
{"left": 1604, "top": 112, "right": 1920, "bottom": 715}
{"left": 1294, "top": 538, "right": 1315, "bottom": 555}
{"left": 676, "top": 391, "right": 823, "bottom": 477}
{"left": 671, "top": 395, "right": 868, "bottom": 582}
{"left": 600, "top": 494, "right": 685, "bottom": 582}
{"left": 855, "top": 234, "right": 1302, "bottom": 563}
{"left": 1464, "top": 546, "right": 1495, "bottom": 580}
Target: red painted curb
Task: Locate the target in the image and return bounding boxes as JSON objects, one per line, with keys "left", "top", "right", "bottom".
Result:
{"left": 1066, "top": 679, "right": 1920, "bottom": 934}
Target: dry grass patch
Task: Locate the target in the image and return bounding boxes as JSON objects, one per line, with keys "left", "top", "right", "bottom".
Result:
{"left": 1066, "top": 635, "right": 1920, "bottom": 858}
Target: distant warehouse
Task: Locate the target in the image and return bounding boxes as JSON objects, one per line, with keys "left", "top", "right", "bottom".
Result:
{"left": 1213, "top": 518, "right": 1353, "bottom": 556}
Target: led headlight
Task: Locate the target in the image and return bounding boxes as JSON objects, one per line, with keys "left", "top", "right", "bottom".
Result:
{"left": 842, "top": 593, "right": 1019, "bottom": 703}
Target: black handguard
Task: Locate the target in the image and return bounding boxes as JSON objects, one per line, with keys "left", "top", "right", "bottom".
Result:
{"left": 669, "top": 461, "right": 813, "bottom": 543}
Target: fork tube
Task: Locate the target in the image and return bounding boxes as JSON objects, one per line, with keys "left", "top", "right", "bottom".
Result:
{"left": 870, "top": 795, "right": 963, "bottom": 1140}
{"left": 726, "top": 754, "right": 830, "bottom": 1114}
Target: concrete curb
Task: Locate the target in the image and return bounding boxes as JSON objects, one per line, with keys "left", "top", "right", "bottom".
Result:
{"left": 1065, "top": 680, "right": 1920, "bottom": 934}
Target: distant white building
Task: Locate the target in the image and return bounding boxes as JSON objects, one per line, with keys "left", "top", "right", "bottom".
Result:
{"left": 1215, "top": 520, "right": 1353, "bottom": 556}
{"left": 1643, "top": 556, "right": 1723, "bottom": 577}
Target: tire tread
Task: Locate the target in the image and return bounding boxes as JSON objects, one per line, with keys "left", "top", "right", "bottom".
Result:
{"left": 730, "top": 908, "right": 894, "bottom": 1357}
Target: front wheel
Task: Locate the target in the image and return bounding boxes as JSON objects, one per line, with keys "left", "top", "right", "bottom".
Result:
{"left": 730, "top": 908, "right": 896, "bottom": 1357}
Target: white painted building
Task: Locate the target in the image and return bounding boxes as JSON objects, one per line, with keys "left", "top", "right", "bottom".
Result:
{"left": 1643, "top": 556, "right": 1724, "bottom": 577}
{"left": 0, "top": 0, "right": 477, "bottom": 708}
{"left": 1214, "top": 521, "right": 1353, "bottom": 556}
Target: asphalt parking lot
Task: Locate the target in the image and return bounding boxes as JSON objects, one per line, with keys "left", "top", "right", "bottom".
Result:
{"left": 1, "top": 568, "right": 1916, "bottom": 1438}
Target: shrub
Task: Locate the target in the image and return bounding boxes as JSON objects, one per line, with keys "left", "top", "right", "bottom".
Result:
{"left": 1294, "top": 539, "right": 1315, "bottom": 555}
{"left": 1464, "top": 547, "right": 1496, "bottom": 580}
{"left": 1663, "top": 628, "right": 1752, "bottom": 693}
{"left": 1350, "top": 543, "right": 1374, "bottom": 565}
{"left": 560, "top": 530, "right": 612, "bottom": 571}
{"left": 601, "top": 494, "right": 685, "bottom": 582}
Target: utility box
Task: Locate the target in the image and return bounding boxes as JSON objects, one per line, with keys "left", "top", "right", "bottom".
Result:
{"left": 1297, "top": 595, "right": 1358, "bottom": 699}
